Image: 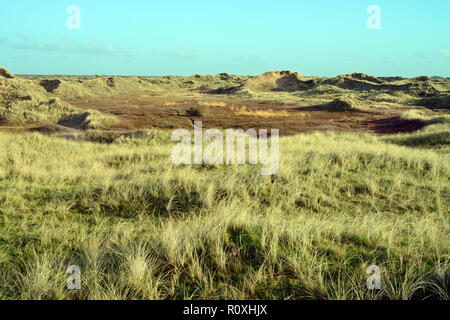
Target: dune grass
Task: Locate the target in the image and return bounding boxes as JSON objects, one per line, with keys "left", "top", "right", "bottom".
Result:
{"left": 0, "top": 123, "right": 448, "bottom": 300}
{"left": 0, "top": 85, "right": 76, "bottom": 124}
{"left": 399, "top": 110, "right": 450, "bottom": 125}
{"left": 0, "top": 78, "right": 119, "bottom": 129}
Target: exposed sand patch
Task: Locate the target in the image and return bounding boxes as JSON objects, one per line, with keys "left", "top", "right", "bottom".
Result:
{"left": 0, "top": 67, "right": 14, "bottom": 79}
{"left": 241, "top": 71, "right": 319, "bottom": 93}
{"left": 197, "top": 101, "right": 227, "bottom": 107}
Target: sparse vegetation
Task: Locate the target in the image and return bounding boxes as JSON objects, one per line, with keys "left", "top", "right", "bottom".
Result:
{"left": 234, "top": 106, "right": 294, "bottom": 118}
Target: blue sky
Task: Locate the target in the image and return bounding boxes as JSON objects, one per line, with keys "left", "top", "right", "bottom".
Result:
{"left": 0, "top": 0, "right": 449, "bottom": 76}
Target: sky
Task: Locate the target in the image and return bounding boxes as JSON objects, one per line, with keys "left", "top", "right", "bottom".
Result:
{"left": 0, "top": 0, "right": 449, "bottom": 77}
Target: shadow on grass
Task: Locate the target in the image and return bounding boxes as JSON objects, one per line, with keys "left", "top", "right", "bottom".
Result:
{"left": 385, "top": 131, "right": 450, "bottom": 148}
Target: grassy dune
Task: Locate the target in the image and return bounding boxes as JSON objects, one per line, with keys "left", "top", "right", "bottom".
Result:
{"left": 0, "top": 123, "right": 448, "bottom": 300}
{"left": 0, "top": 76, "right": 119, "bottom": 128}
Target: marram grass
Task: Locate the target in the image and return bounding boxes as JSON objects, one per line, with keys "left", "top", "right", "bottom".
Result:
{"left": 0, "top": 125, "right": 448, "bottom": 300}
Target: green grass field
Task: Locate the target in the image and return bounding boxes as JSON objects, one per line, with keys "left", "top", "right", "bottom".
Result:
{"left": 0, "top": 122, "right": 448, "bottom": 300}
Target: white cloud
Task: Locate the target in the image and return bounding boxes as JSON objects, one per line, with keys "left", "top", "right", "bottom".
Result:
{"left": 440, "top": 49, "right": 449, "bottom": 58}
{"left": 10, "top": 38, "right": 130, "bottom": 57}
{"left": 416, "top": 52, "right": 433, "bottom": 59}
{"left": 152, "top": 48, "right": 197, "bottom": 60}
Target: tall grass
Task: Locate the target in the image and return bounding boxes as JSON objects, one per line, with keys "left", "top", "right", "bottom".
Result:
{"left": 0, "top": 79, "right": 118, "bottom": 128}
{"left": 0, "top": 124, "right": 448, "bottom": 300}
